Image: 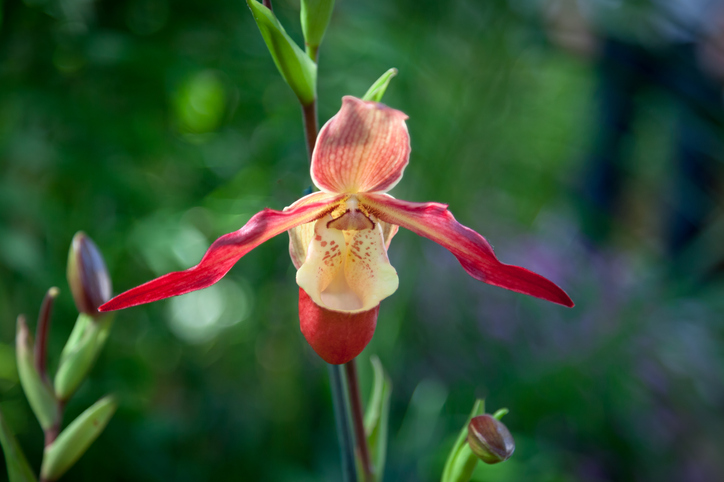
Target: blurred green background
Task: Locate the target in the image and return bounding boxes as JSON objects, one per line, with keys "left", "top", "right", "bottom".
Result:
{"left": 2, "top": 0, "right": 724, "bottom": 480}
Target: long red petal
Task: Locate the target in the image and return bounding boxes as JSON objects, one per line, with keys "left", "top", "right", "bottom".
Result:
{"left": 298, "top": 288, "right": 379, "bottom": 364}
{"left": 99, "top": 200, "right": 335, "bottom": 312}
{"left": 361, "top": 194, "right": 574, "bottom": 307}
{"left": 311, "top": 96, "right": 410, "bottom": 194}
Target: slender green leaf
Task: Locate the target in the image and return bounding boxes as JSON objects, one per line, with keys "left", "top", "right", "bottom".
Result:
{"left": 54, "top": 314, "right": 113, "bottom": 401}
{"left": 15, "top": 317, "right": 59, "bottom": 431}
{"left": 246, "top": 0, "right": 317, "bottom": 105}
{"left": 492, "top": 408, "right": 509, "bottom": 420}
{"left": 363, "top": 356, "right": 392, "bottom": 481}
{"left": 0, "top": 408, "right": 37, "bottom": 482}
{"left": 40, "top": 396, "right": 117, "bottom": 481}
{"left": 362, "top": 68, "right": 398, "bottom": 103}
{"left": 300, "top": 0, "right": 335, "bottom": 57}
{"left": 441, "top": 399, "right": 485, "bottom": 482}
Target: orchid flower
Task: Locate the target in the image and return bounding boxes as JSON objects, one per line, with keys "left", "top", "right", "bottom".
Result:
{"left": 100, "top": 96, "right": 573, "bottom": 364}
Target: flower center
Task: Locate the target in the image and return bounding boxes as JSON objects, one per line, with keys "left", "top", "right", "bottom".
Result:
{"left": 327, "top": 196, "right": 374, "bottom": 231}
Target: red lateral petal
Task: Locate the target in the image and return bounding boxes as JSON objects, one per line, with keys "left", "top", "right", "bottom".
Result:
{"left": 361, "top": 194, "right": 574, "bottom": 307}
{"left": 298, "top": 288, "right": 378, "bottom": 364}
{"left": 311, "top": 96, "right": 410, "bottom": 194}
{"left": 99, "top": 200, "right": 334, "bottom": 312}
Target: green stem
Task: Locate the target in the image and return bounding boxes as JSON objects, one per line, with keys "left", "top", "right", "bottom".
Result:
{"left": 307, "top": 44, "right": 319, "bottom": 63}
{"left": 43, "top": 399, "right": 65, "bottom": 448}
{"left": 328, "top": 364, "right": 357, "bottom": 482}
{"left": 302, "top": 101, "right": 318, "bottom": 162}
{"left": 345, "top": 359, "right": 374, "bottom": 481}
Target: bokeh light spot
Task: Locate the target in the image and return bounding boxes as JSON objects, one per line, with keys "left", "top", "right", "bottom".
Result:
{"left": 173, "top": 71, "right": 227, "bottom": 135}
{"left": 167, "top": 279, "right": 252, "bottom": 344}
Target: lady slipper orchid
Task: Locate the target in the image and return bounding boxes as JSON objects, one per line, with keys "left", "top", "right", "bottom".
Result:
{"left": 100, "top": 96, "right": 573, "bottom": 364}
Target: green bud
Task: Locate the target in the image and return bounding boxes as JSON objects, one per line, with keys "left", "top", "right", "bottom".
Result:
{"left": 362, "top": 68, "right": 398, "bottom": 103}
{"left": 67, "top": 232, "right": 112, "bottom": 317}
{"left": 54, "top": 313, "right": 113, "bottom": 401}
{"left": 467, "top": 414, "right": 515, "bottom": 464}
{"left": 246, "top": 0, "right": 317, "bottom": 105}
{"left": 40, "top": 395, "right": 117, "bottom": 481}
{"left": 15, "top": 316, "right": 60, "bottom": 431}
{"left": 300, "top": 0, "right": 335, "bottom": 59}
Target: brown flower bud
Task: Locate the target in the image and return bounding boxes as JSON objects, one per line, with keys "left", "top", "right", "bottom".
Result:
{"left": 467, "top": 414, "right": 515, "bottom": 464}
{"left": 67, "top": 232, "right": 112, "bottom": 316}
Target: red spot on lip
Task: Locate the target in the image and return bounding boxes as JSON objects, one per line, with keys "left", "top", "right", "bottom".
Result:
{"left": 321, "top": 241, "right": 328, "bottom": 247}
{"left": 315, "top": 235, "right": 322, "bottom": 241}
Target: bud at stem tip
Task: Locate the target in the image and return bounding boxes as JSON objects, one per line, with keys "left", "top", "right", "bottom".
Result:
{"left": 467, "top": 414, "right": 515, "bottom": 464}
{"left": 67, "top": 232, "right": 112, "bottom": 317}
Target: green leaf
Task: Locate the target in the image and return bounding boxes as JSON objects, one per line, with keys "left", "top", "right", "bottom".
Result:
{"left": 441, "top": 399, "right": 485, "bottom": 482}
{"left": 40, "top": 395, "right": 117, "bottom": 481}
{"left": 363, "top": 356, "right": 392, "bottom": 481}
{"left": 15, "top": 317, "right": 59, "bottom": 431}
{"left": 0, "top": 408, "right": 38, "bottom": 482}
{"left": 54, "top": 314, "right": 113, "bottom": 401}
{"left": 492, "top": 408, "right": 509, "bottom": 420}
{"left": 246, "top": 0, "right": 317, "bottom": 105}
{"left": 362, "top": 68, "right": 398, "bottom": 103}
{"left": 300, "top": 0, "right": 335, "bottom": 58}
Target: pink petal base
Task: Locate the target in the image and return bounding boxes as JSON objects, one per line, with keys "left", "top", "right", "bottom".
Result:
{"left": 298, "top": 288, "right": 379, "bottom": 365}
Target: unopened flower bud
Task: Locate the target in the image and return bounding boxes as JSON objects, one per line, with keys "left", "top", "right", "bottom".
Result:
{"left": 467, "top": 414, "right": 515, "bottom": 464}
{"left": 67, "top": 232, "right": 112, "bottom": 316}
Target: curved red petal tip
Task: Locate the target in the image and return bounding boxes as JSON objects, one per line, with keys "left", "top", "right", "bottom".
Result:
{"left": 298, "top": 288, "right": 379, "bottom": 365}
{"left": 361, "top": 194, "right": 575, "bottom": 308}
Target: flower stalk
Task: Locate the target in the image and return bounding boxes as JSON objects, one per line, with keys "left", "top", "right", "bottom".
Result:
{"left": 328, "top": 364, "right": 357, "bottom": 482}
{"left": 345, "top": 359, "right": 374, "bottom": 482}
{"left": 302, "top": 101, "right": 318, "bottom": 162}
